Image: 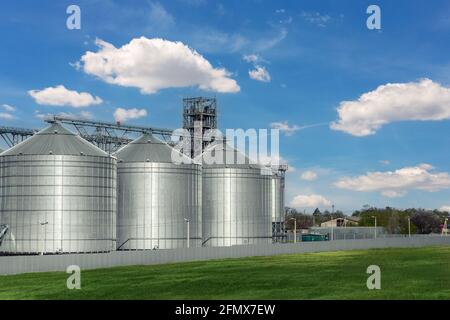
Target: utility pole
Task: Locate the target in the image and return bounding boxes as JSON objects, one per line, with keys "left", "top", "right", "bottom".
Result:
{"left": 294, "top": 219, "right": 297, "bottom": 243}
{"left": 372, "top": 216, "right": 377, "bottom": 239}
{"left": 290, "top": 218, "right": 297, "bottom": 243}
{"left": 331, "top": 204, "right": 335, "bottom": 241}
{"left": 408, "top": 216, "right": 411, "bottom": 238}
{"left": 442, "top": 218, "right": 448, "bottom": 237}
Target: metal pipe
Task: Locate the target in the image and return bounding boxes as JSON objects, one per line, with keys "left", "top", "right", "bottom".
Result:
{"left": 372, "top": 216, "right": 377, "bottom": 239}
{"left": 408, "top": 216, "right": 411, "bottom": 238}
{"left": 184, "top": 219, "right": 190, "bottom": 248}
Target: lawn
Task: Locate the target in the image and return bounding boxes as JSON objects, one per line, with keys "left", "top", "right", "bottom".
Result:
{"left": 0, "top": 246, "right": 449, "bottom": 300}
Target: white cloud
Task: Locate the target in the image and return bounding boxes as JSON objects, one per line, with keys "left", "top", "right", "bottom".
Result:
{"left": 301, "top": 170, "right": 318, "bottom": 181}
{"left": 379, "top": 160, "right": 390, "bottom": 165}
{"left": 300, "top": 11, "right": 331, "bottom": 27}
{"left": 270, "top": 121, "right": 300, "bottom": 136}
{"left": 254, "top": 28, "right": 288, "bottom": 51}
{"left": 215, "top": 3, "right": 226, "bottom": 16}
{"left": 289, "top": 194, "right": 331, "bottom": 208}
{"left": 189, "top": 26, "right": 287, "bottom": 54}
{"left": 0, "top": 113, "right": 15, "bottom": 120}
{"left": 79, "top": 111, "right": 93, "bottom": 119}
{"left": 28, "top": 85, "right": 103, "bottom": 108}
{"left": 114, "top": 108, "right": 148, "bottom": 123}
{"left": 279, "top": 17, "right": 293, "bottom": 24}
{"left": 439, "top": 206, "right": 450, "bottom": 212}
{"left": 0, "top": 104, "right": 16, "bottom": 120}
{"left": 69, "top": 61, "right": 82, "bottom": 71}
{"left": 242, "top": 54, "right": 259, "bottom": 63}
{"left": 178, "top": 0, "right": 207, "bottom": 5}
{"left": 335, "top": 164, "right": 450, "bottom": 197}
{"left": 1, "top": 104, "right": 15, "bottom": 112}
{"left": 149, "top": 2, "right": 175, "bottom": 30}
{"left": 35, "top": 111, "right": 93, "bottom": 121}
{"left": 331, "top": 79, "right": 450, "bottom": 136}
{"left": 249, "top": 66, "right": 271, "bottom": 82}
{"left": 190, "top": 29, "right": 249, "bottom": 54}
{"left": 381, "top": 190, "right": 407, "bottom": 198}
{"left": 80, "top": 37, "right": 240, "bottom": 94}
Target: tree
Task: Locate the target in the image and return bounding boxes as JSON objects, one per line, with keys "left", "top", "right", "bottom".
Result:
{"left": 410, "top": 211, "right": 441, "bottom": 234}
{"left": 352, "top": 206, "right": 447, "bottom": 234}
{"left": 284, "top": 212, "right": 313, "bottom": 230}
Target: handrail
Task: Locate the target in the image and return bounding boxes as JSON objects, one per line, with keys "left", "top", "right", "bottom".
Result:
{"left": 202, "top": 237, "right": 212, "bottom": 247}
{"left": 0, "top": 225, "right": 9, "bottom": 246}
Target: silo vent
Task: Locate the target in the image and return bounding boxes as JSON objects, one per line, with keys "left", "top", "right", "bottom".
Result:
{"left": 49, "top": 151, "right": 53, "bottom": 155}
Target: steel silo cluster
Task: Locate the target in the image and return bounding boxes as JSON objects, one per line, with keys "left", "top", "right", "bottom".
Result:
{"left": 0, "top": 123, "right": 117, "bottom": 254}
{"left": 198, "top": 142, "right": 273, "bottom": 247}
{"left": 0, "top": 123, "right": 285, "bottom": 254}
{"left": 115, "top": 133, "right": 202, "bottom": 250}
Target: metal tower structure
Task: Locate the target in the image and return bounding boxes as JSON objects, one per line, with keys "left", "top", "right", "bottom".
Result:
{"left": 0, "top": 117, "right": 175, "bottom": 153}
{"left": 44, "top": 116, "right": 175, "bottom": 153}
{"left": 0, "top": 126, "right": 37, "bottom": 147}
{"left": 183, "top": 97, "right": 218, "bottom": 158}
{"left": 1, "top": 97, "right": 219, "bottom": 155}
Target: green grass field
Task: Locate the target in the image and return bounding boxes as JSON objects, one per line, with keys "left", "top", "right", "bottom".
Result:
{"left": 1, "top": 246, "right": 450, "bottom": 300}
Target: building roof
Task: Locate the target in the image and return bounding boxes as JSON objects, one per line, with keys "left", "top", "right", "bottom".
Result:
{"left": 115, "top": 133, "right": 195, "bottom": 164}
{"left": 0, "top": 123, "right": 109, "bottom": 157}
{"left": 320, "top": 217, "right": 360, "bottom": 226}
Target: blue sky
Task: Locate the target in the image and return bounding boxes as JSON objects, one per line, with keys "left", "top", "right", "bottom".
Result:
{"left": 1, "top": 0, "right": 450, "bottom": 213}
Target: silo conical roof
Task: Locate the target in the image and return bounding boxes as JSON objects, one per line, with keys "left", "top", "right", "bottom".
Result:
{"left": 115, "top": 133, "right": 195, "bottom": 164}
{"left": 0, "top": 123, "right": 109, "bottom": 157}
{"left": 196, "top": 141, "right": 264, "bottom": 169}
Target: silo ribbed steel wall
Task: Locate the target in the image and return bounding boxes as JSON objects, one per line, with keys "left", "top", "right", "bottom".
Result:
{"left": 271, "top": 175, "right": 285, "bottom": 241}
{"left": 271, "top": 176, "right": 285, "bottom": 223}
{"left": 0, "top": 155, "right": 117, "bottom": 254}
{"left": 117, "top": 163, "right": 202, "bottom": 250}
{"left": 202, "top": 167, "right": 272, "bottom": 247}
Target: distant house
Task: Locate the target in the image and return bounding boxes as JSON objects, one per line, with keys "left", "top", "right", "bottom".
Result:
{"left": 320, "top": 217, "right": 360, "bottom": 227}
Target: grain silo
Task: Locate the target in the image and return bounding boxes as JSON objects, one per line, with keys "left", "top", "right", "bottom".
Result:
{"left": 0, "top": 123, "right": 117, "bottom": 254}
{"left": 115, "top": 133, "right": 202, "bottom": 250}
{"left": 199, "top": 142, "right": 272, "bottom": 247}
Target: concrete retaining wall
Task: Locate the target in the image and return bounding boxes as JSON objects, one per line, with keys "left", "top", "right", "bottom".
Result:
{"left": 1, "top": 235, "right": 449, "bottom": 275}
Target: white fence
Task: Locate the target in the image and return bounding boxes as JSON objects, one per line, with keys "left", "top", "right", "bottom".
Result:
{"left": 1, "top": 235, "right": 449, "bottom": 275}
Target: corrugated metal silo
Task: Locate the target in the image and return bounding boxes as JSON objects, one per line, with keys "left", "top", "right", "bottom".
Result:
{"left": 0, "top": 123, "right": 117, "bottom": 254}
{"left": 199, "top": 142, "right": 272, "bottom": 247}
{"left": 115, "top": 133, "right": 202, "bottom": 250}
